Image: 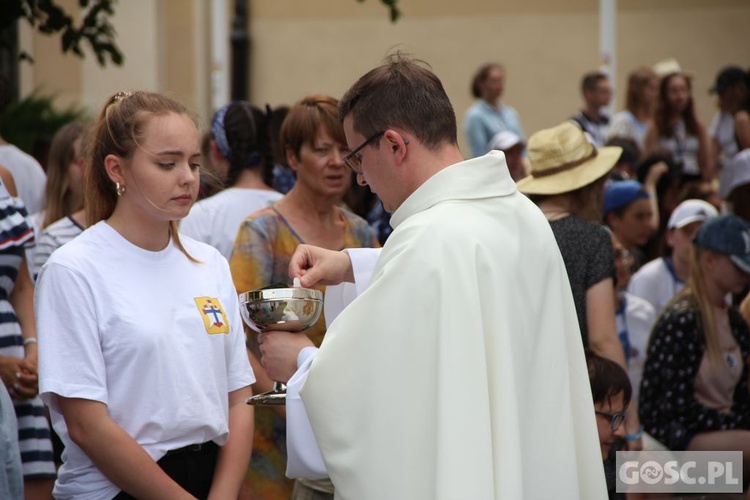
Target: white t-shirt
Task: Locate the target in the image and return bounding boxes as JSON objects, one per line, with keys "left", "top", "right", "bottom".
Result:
{"left": 627, "top": 257, "right": 685, "bottom": 317}
{"left": 709, "top": 111, "right": 739, "bottom": 169}
{"left": 36, "top": 221, "right": 254, "bottom": 500}
{"left": 180, "top": 187, "right": 283, "bottom": 260}
{"left": 607, "top": 110, "right": 649, "bottom": 153}
{"left": 616, "top": 291, "right": 656, "bottom": 402}
{"left": 0, "top": 144, "right": 47, "bottom": 214}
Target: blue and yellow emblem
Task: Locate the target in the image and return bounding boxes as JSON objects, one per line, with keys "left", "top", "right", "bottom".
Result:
{"left": 194, "top": 297, "right": 230, "bottom": 335}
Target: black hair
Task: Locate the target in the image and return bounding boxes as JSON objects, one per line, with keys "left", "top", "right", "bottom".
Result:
{"left": 222, "top": 102, "right": 274, "bottom": 187}
{"left": 585, "top": 349, "right": 632, "bottom": 407}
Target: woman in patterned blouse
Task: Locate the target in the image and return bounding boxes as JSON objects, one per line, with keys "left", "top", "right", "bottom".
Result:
{"left": 229, "top": 94, "right": 379, "bottom": 500}
{"left": 640, "top": 215, "right": 750, "bottom": 477}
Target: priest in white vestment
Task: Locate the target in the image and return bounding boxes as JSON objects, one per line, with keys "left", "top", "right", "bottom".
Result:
{"left": 257, "top": 55, "right": 608, "bottom": 500}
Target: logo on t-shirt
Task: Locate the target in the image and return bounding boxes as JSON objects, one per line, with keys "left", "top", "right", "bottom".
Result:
{"left": 194, "top": 297, "right": 230, "bottom": 335}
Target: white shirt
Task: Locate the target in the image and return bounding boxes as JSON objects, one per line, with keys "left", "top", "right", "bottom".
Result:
{"left": 616, "top": 291, "right": 657, "bottom": 402}
{"left": 288, "top": 152, "right": 606, "bottom": 499}
{"left": 180, "top": 187, "right": 283, "bottom": 260}
{"left": 0, "top": 144, "right": 47, "bottom": 214}
{"left": 709, "top": 111, "right": 739, "bottom": 169}
{"left": 36, "top": 222, "right": 254, "bottom": 500}
{"left": 627, "top": 257, "right": 685, "bottom": 317}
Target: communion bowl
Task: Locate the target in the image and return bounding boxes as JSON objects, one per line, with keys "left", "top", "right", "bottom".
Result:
{"left": 239, "top": 287, "right": 323, "bottom": 333}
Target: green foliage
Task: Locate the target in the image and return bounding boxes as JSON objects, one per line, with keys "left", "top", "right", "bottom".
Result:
{"left": 0, "top": 91, "right": 87, "bottom": 160}
{"left": 359, "top": 0, "right": 402, "bottom": 22}
{"left": 0, "top": 0, "right": 123, "bottom": 67}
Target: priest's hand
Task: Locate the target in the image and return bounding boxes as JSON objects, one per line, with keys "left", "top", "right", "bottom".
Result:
{"left": 258, "top": 330, "right": 314, "bottom": 383}
{"left": 289, "top": 244, "right": 354, "bottom": 288}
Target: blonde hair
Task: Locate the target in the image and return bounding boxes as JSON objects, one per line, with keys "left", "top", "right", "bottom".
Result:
{"left": 84, "top": 91, "right": 199, "bottom": 261}
{"left": 43, "top": 122, "right": 88, "bottom": 228}
{"left": 674, "top": 245, "right": 723, "bottom": 365}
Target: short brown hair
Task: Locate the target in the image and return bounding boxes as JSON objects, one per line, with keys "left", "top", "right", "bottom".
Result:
{"left": 581, "top": 72, "right": 608, "bottom": 94}
{"left": 470, "top": 63, "right": 504, "bottom": 98}
{"left": 280, "top": 94, "right": 345, "bottom": 161}
{"left": 338, "top": 54, "right": 458, "bottom": 152}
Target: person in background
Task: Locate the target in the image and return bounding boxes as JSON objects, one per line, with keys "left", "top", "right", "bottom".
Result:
{"left": 229, "top": 94, "right": 379, "bottom": 500}
{"left": 0, "top": 75, "right": 47, "bottom": 216}
{"left": 602, "top": 179, "right": 657, "bottom": 270}
{"left": 517, "top": 122, "right": 643, "bottom": 450}
{"left": 608, "top": 67, "right": 659, "bottom": 156}
{"left": 606, "top": 137, "right": 640, "bottom": 180}
{"left": 269, "top": 106, "right": 296, "bottom": 195}
{"left": 0, "top": 162, "right": 55, "bottom": 500}
{"left": 639, "top": 215, "right": 750, "bottom": 477}
{"left": 569, "top": 71, "right": 612, "bottom": 148}
{"left": 488, "top": 130, "right": 527, "bottom": 181}
{"left": 628, "top": 199, "right": 718, "bottom": 317}
{"left": 585, "top": 349, "right": 631, "bottom": 499}
{"left": 645, "top": 71, "right": 713, "bottom": 182}
{"left": 36, "top": 90, "right": 255, "bottom": 499}
{"left": 180, "top": 101, "right": 282, "bottom": 260}
{"left": 733, "top": 71, "right": 750, "bottom": 153}
{"left": 197, "top": 130, "right": 222, "bottom": 200}
{"left": 709, "top": 66, "right": 747, "bottom": 170}
{"left": 32, "top": 122, "right": 87, "bottom": 232}
{"left": 0, "top": 382, "right": 23, "bottom": 499}
{"left": 463, "top": 62, "right": 526, "bottom": 158}
{"left": 635, "top": 154, "right": 683, "bottom": 261}
{"left": 719, "top": 148, "right": 750, "bottom": 221}
{"left": 611, "top": 233, "right": 656, "bottom": 402}
{"left": 30, "top": 122, "right": 89, "bottom": 281}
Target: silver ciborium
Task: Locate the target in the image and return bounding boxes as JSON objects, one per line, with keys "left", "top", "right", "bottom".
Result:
{"left": 239, "top": 286, "right": 323, "bottom": 405}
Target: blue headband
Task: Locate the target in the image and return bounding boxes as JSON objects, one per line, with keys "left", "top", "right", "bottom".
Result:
{"left": 211, "top": 102, "right": 262, "bottom": 167}
{"left": 211, "top": 103, "right": 234, "bottom": 159}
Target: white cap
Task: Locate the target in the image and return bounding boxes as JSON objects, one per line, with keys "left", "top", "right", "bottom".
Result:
{"left": 653, "top": 58, "right": 682, "bottom": 78}
{"left": 488, "top": 131, "right": 523, "bottom": 151}
{"left": 667, "top": 199, "right": 719, "bottom": 230}
{"left": 719, "top": 149, "right": 750, "bottom": 199}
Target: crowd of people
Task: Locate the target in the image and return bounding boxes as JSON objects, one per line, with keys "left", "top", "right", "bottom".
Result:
{"left": 0, "top": 55, "right": 748, "bottom": 499}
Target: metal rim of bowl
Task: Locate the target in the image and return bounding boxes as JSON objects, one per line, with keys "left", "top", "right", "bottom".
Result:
{"left": 239, "top": 288, "right": 323, "bottom": 304}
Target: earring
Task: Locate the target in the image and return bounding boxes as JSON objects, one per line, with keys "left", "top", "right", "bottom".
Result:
{"left": 116, "top": 182, "right": 125, "bottom": 196}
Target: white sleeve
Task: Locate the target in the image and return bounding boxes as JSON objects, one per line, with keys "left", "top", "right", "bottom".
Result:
{"left": 323, "top": 248, "right": 380, "bottom": 327}
{"left": 35, "top": 262, "right": 107, "bottom": 412}
{"left": 286, "top": 346, "right": 327, "bottom": 478}
{"left": 287, "top": 248, "right": 380, "bottom": 478}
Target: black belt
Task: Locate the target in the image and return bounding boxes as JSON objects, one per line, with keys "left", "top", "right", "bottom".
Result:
{"left": 164, "top": 441, "right": 218, "bottom": 457}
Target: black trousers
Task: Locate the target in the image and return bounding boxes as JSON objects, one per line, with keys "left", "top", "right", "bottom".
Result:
{"left": 112, "top": 442, "right": 219, "bottom": 500}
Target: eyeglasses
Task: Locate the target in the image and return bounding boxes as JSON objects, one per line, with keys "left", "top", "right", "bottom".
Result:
{"left": 596, "top": 409, "right": 627, "bottom": 431}
{"left": 343, "top": 131, "right": 385, "bottom": 174}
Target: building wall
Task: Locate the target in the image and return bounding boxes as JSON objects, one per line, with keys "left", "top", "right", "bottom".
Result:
{"left": 16, "top": 0, "right": 750, "bottom": 156}
{"left": 249, "top": 0, "right": 750, "bottom": 154}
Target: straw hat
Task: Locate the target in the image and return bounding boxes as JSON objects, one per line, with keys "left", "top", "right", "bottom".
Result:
{"left": 516, "top": 122, "right": 622, "bottom": 195}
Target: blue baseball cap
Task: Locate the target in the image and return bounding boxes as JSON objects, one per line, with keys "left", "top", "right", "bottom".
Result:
{"left": 603, "top": 180, "right": 650, "bottom": 216}
{"left": 694, "top": 214, "right": 750, "bottom": 274}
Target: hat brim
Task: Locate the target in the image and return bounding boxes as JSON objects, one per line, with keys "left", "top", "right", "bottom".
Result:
{"left": 731, "top": 255, "right": 750, "bottom": 275}
{"left": 516, "top": 146, "right": 622, "bottom": 195}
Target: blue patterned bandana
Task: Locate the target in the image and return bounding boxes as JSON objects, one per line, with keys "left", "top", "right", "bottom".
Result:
{"left": 211, "top": 102, "right": 234, "bottom": 159}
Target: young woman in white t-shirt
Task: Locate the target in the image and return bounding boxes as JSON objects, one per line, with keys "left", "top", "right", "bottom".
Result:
{"left": 35, "top": 91, "right": 255, "bottom": 499}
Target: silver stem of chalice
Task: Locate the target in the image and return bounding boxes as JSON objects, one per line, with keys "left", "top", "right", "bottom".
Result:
{"left": 239, "top": 287, "right": 323, "bottom": 406}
